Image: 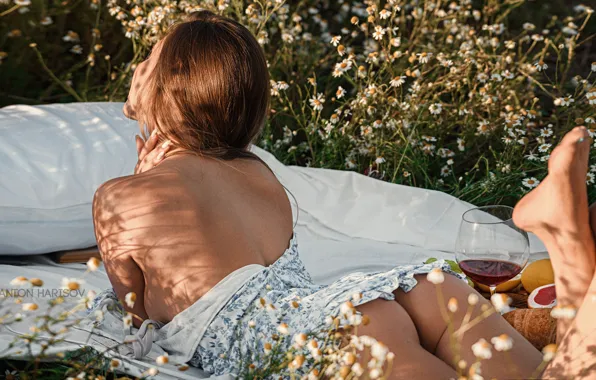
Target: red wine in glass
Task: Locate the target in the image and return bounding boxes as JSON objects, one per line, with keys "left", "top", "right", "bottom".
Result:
{"left": 458, "top": 259, "right": 523, "bottom": 287}
{"left": 455, "top": 206, "right": 530, "bottom": 295}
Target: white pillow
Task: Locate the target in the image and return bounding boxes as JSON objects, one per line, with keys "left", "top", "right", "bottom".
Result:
{"left": 0, "top": 102, "right": 138, "bottom": 255}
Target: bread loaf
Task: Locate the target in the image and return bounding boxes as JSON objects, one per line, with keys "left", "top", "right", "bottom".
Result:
{"left": 503, "top": 308, "right": 557, "bottom": 350}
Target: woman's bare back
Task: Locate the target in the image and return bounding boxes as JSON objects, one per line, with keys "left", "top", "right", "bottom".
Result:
{"left": 92, "top": 154, "right": 293, "bottom": 323}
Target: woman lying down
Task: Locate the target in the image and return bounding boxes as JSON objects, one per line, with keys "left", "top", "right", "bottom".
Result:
{"left": 91, "top": 10, "right": 596, "bottom": 379}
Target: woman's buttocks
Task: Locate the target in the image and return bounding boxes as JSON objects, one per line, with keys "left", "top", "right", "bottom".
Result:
{"left": 129, "top": 154, "right": 294, "bottom": 322}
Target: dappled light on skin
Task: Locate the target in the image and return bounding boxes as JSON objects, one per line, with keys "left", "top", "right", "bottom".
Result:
{"left": 92, "top": 152, "right": 294, "bottom": 325}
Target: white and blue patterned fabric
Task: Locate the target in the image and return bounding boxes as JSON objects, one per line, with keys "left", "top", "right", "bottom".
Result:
{"left": 188, "top": 234, "right": 463, "bottom": 375}
{"left": 89, "top": 233, "right": 463, "bottom": 377}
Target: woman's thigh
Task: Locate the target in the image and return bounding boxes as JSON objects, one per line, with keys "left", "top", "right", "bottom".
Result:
{"left": 394, "top": 274, "right": 543, "bottom": 378}
{"left": 355, "top": 299, "right": 457, "bottom": 380}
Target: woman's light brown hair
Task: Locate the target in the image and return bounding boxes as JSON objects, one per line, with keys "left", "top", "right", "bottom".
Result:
{"left": 139, "top": 10, "right": 270, "bottom": 160}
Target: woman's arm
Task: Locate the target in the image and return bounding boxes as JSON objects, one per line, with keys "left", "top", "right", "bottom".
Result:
{"left": 91, "top": 131, "right": 171, "bottom": 326}
{"left": 92, "top": 178, "right": 149, "bottom": 327}
{"left": 102, "top": 248, "right": 149, "bottom": 326}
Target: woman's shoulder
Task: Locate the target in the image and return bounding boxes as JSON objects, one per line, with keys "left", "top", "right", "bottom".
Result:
{"left": 93, "top": 167, "right": 187, "bottom": 220}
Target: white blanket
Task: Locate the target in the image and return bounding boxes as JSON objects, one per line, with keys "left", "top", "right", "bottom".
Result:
{"left": 0, "top": 143, "right": 547, "bottom": 379}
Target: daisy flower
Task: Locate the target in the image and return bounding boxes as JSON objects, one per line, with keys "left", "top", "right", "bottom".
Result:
{"left": 125, "top": 292, "right": 136, "bottom": 308}
{"left": 379, "top": 9, "right": 391, "bottom": 19}
{"left": 336, "top": 86, "right": 346, "bottom": 99}
{"left": 309, "top": 93, "right": 325, "bottom": 111}
{"left": 427, "top": 268, "right": 444, "bottom": 284}
{"left": 86, "top": 257, "right": 100, "bottom": 271}
{"left": 440, "top": 165, "right": 451, "bottom": 177}
{"left": 522, "top": 177, "right": 540, "bottom": 189}
{"left": 22, "top": 303, "right": 38, "bottom": 311}
{"left": 457, "top": 138, "right": 465, "bottom": 151}
{"left": 472, "top": 339, "right": 492, "bottom": 359}
{"left": 277, "top": 323, "right": 290, "bottom": 335}
{"left": 477, "top": 120, "right": 490, "bottom": 135}
{"left": 281, "top": 32, "right": 294, "bottom": 43}
{"left": 345, "top": 158, "right": 357, "bottom": 169}
{"left": 10, "top": 276, "right": 28, "bottom": 287}
{"left": 330, "top": 35, "right": 341, "bottom": 46}
{"left": 372, "top": 26, "right": 385, "bottom": 40}
{"left": 491, "top": 334, "right": 513, "bottom": 351}
{"left": 542, "top": 344, "right": 557, "bottom": 362}
{"left": 371, "top": 341, "right": 390, "bottom": 362}
{"left": 390, "top": 75, "right": 406, "bottom": 87}
{"left": 62, "top": 30, "right": 80, "bottom": 42}
{"left": 538, "top": 143, "right": 551, "bottom": 153}
{"left": 429, "top": 103, "right": 442, "bottom": 115}
{"left": 447, "top": 297, "right": 458, "bottom": 312}
{"left": 417, "top": 52, "right": 432, "bottom": 64}
{"left": 70, "top": 45, "right": 83, "bottom": 54}
{"left": 586, "top": 91, "right": 596, "bottom": 105}
{"left": 334, "top": 59, "right": 352, "bottom": 73}
{"left": 534, "top": 61, "right": 548, "bottom": 71}
{"left": 40, "top": 16, "right": 53, "bottom": 26}
{"left": 501, "top": 70, "right": 514, "bottom": 79}
{"left": 554, "top": 96, "right": 574, "bottom": 106}
{"left": 468, "top": 293, "right": 479, "bottom": 305}
{"left": 491, "top": 293, "right": 512, "bottom": 313}
{"left": 476, "top": 73, "right": 488, "bottom": 83}
{"left": 263, "top": 342, "right": 272, "bottom": 355}
{"left": 540, "top": 128, "right": 553, "bottom": 137}
{"left": 156, "top": 354, "right": 169, "bottom": 365}
{"left": 551, "top": 306, "right": 577, "bottom": 319}
{"left": 123, "top": 313, "right": 133, "bottom": 327}
{"left": 62, "top": 277, "right": 84, "bottom": 290}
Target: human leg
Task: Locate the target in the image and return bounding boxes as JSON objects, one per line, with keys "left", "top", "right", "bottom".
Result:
{"left": 354, "top": 299, "right": 458, "bottom": 379}
{"left": 513, "top": 126, "right": 596, "bottom": 378}
{"left": 394, "top": 274, "right": 542, "bottom": 378}
{"left": 513, "top": 126, "right": 596, "bottom": 341}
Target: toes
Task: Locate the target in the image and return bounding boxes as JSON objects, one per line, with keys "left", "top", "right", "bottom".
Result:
{"left": 575, "top": 126, "right": 592, "bottom": 163}
{"left": 561, "top": 126, "right": 590, "bottom": 147}
{"left": 549, "top": 127, "right": 591, "bottom": 173}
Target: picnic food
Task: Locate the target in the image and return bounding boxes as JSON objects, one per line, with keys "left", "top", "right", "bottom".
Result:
{"left": 503, "top": 308, "right": 557, "bottom": 350}
{"left": 521, "top": 259, "right": 554, "bottom": 293}
{"left": 528, "top": 284, "right": 557, "bottom": 309}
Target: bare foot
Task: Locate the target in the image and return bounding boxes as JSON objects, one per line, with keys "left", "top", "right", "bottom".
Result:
{"left": 512, "top": 126, "right": 596, "bottom": 340}
{"left": 513, "top": 126, "right": 591, "bottom": 237}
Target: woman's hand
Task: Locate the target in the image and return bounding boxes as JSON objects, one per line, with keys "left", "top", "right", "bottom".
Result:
{"left": 134, "top": 130, "right": 171, "bottom": 174}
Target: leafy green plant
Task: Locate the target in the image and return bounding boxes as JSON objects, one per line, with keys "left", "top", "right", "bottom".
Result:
{"left": 1, "top": 0, "right": 595, "bottom": 207}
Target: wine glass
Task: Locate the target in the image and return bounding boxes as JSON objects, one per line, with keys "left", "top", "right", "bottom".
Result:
{"left": 455, "top": 206, "right": 530, "bottom": 296}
